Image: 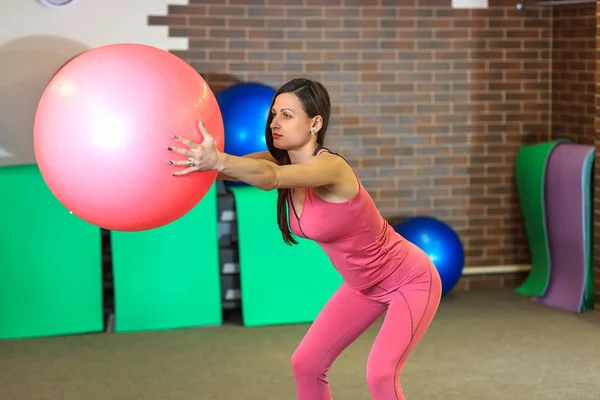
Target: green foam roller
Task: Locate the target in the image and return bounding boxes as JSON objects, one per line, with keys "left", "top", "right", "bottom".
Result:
{"left": 514, "top": 139, "right": 569, "bottom": 297}
{"left": 229, "top": 186, "right": 342, "bottom": 327}
{"left": 0, "top": 165, "right": 103, "bottom": 339}
{"left": 110, "top": 184, "right": 222, "bottom": 332}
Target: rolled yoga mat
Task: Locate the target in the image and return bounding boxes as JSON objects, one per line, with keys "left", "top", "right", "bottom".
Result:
{"left": 228, "top": 186, "right": 342, "bottom": 327}
{"left": 582, "top": 147, "right": 595, "bottom": 311}
{"left": 0, "top": 165, "right": 103, "bottom": 339}
{"left": 514, "top": 139, "right": 569, "bottom": 297}
{"left": 535, "top": 143, "right": 595, "bottom": 312}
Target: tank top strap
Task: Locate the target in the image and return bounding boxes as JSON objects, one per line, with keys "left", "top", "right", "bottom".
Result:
{"left": 313, "top": 145, "right": 351, "bottom": 165}
{"left": 312, "top": 146, "right": 362, "bottom": 191}
{"left": 312, "top": 145, "right": 326, "bottom": 156}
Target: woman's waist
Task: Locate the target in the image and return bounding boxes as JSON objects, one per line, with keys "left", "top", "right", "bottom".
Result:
{"left": 319, "top": 237, "right": 411, "bottom": 289}
{"left": 322, "top": 238, "right": 409, "bottom": 268}
{"left": 359, "top": 241, "right": 434, "bottom": 294}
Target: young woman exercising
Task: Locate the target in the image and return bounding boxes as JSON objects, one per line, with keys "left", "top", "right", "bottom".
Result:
{"left": 167, "top": 78, "right": 442, "bottom": 400}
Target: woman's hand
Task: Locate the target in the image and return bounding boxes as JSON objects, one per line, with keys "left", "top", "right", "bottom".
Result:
{"left": 168, "top": 120, "right": 223, "bottom": 177}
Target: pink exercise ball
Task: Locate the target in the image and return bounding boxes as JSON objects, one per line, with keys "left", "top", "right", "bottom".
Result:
{"left": 33, "top": 43, "right": 224, "bottom": 231}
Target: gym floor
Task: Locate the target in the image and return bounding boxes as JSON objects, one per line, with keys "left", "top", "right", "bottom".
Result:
{"left": 2, "top": 289, "right": 598, "bottom": 400}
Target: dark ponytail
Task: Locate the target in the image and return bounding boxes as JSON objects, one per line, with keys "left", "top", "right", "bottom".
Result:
{"left": 265, "top": 78, "right": 331, "bottom": 245}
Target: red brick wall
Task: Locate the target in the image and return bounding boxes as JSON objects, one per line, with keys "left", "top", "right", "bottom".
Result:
{"left": 149, "top": 1, "right": 596, "bottom": 297}
{"left": 551, "top": 5, "right": 596, "bottom": 145}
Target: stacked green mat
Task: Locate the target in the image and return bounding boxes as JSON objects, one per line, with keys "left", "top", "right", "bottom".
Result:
{"left": 0, "top": 165, "right": 103, "bottom": 340}
{"left": 0, "top": 165, "right": 222, "bottom": 339}
{"left": 229, "top": 186, "right": 342, "bottom": 326}
{"left": 514, "top": 139, "right": 595, "bottom": 313}
{"left": 110, "top": 184, "right": 222, "bottom": 333}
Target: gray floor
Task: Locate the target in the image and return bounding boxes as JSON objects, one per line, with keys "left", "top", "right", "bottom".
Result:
{"left": 1, "top": 289, "right": 599, "bottom": 400}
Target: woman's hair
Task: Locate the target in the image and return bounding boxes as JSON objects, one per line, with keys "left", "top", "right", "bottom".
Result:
{"left": 265, "top": 78, "right": 331, "bottom": 245}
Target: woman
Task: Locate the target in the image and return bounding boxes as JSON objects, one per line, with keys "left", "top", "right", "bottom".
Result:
{"left": 168, "top": 78, "right": 442, "bottom": 400}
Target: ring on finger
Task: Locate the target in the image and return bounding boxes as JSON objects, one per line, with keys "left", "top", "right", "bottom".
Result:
{"left": 186, "top": 157, "right": 195, "bottom": 167}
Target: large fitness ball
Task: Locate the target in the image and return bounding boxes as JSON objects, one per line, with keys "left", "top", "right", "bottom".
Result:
{"left": 216, "top": 82, "right": 275, "bottom": 187}
{"left": 394, "top": 216, "right": 465, "bottom": 295}
{"left": 216, "top": 82, "right": 275, "bottom": 186}
{"left": 33, "top": 43, "right": 224, "bottom": 231}
{"left": 216, "top": 82, "right": 275, "bottom": 157}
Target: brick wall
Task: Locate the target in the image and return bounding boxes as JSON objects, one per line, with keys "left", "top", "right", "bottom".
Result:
{"left": 149, "top": 0, "right": 597, "bottom": 295}
{"left": 551, "top": 5, "right": 596, "bottom": 145}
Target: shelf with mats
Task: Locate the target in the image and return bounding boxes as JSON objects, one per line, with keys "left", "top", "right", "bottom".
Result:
{"left": 216, "top": 181, "right": 242, "bottom": 316}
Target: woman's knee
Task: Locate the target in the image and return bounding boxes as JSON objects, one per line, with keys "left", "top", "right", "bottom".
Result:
{"left": 365, "top": 366, "right": 396, "bottom": 394}
{"left": 291, "top": 346, "right": 321, "bottom": 378}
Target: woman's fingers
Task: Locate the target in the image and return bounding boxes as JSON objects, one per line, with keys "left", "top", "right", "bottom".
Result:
{"left": 167, "top": 146, "right": 194, "bottom": 157}
{"left": 168, "top": 122, "right": 217, "bottom": 177}
{"left": 172, "top": 167, "right": 197, "bottom": 177}
{"left": 173, "top": 135, "right": 197, "bottom": 148}
{"left": 198, "top": 120, "right": 214, "bottom": 142}
{"left": 167, "top": 159, "right": 190, "bottom": 167}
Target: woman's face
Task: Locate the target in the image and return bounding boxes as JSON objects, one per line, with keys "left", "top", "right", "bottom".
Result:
{"left": 269, "top": 93, "right": 315, "bottom": 150}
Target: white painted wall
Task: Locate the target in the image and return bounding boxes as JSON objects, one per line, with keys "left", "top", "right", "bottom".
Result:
{"left": 0, "top": 0, "right": 189, "bottom": 167}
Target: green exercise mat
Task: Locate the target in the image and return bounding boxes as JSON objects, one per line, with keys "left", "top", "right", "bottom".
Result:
{"left": 110, "top": 184, "right": 221, "bottom": 332}
{"left": 0, "top": 164, "right": 103, "bottom": 339}
{"left": 514, "top": 139, "right": 569, "bottom": 297}
{"left": 229, "top": 186, "right": 342, "bottom": 327}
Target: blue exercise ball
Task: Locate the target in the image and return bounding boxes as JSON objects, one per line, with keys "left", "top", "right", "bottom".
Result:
{"left": 393, "top": 216, "right": 464, "bottom": 296}
{"left": 216, "top": 82, "right": 276, "bottom": 188}
{"left": 216, "top": 82, "right": 275, "bottom": 157}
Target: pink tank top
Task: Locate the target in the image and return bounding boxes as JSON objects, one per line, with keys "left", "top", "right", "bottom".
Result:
{"left": 288, "top": 149, "right": 410, "bottom": 291}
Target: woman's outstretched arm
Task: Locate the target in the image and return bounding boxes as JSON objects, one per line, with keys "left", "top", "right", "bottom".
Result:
{"left": 217, "top": 151, "right": 278, "bottom": 182}
{"left": 168, "top": 121, "right": 346, "bottom": 191}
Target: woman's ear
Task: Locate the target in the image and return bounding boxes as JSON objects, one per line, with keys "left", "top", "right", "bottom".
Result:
{"left": 311, "top": 115, "right": 323, "bottom": 133}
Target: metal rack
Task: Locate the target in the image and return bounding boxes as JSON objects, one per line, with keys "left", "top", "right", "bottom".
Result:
{"left": 516, "top": 0, "right": 596, "bottom": 9}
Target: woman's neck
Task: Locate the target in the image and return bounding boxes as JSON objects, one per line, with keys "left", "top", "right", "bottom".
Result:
{"left": 288, "top": 142, "right": 320, "bottom": 164}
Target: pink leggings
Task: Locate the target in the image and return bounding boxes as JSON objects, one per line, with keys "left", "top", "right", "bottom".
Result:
{"left": 291, "top": 243, "right": 442, "bottom": 399}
